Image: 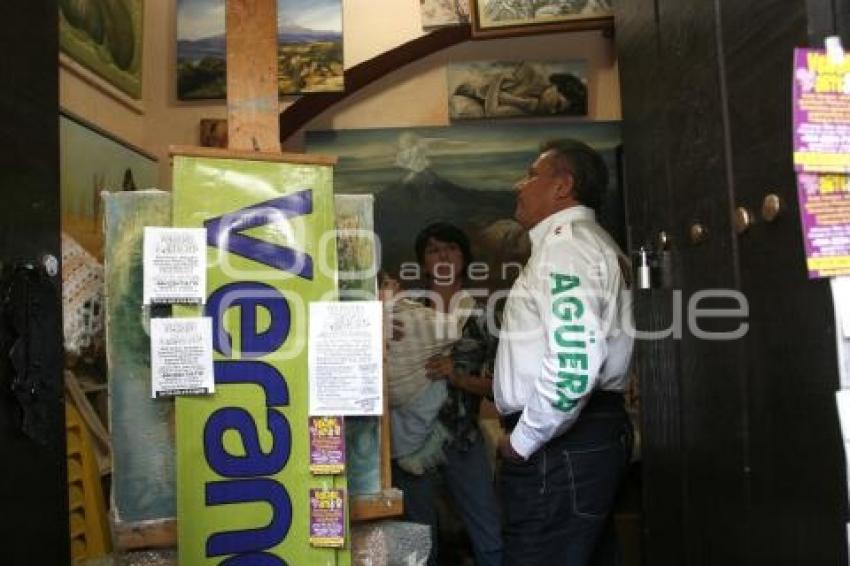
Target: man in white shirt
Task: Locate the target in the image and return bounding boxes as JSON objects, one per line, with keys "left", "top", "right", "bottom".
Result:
{"left": 494, "top": 139, "right": 633, "bottom": 565}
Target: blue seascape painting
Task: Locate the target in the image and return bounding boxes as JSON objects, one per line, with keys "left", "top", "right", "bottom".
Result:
{"left": 307, "top": 122, "right": 623, "bottom": 287}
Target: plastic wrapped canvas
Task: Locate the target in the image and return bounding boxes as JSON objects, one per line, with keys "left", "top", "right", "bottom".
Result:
{"left": 335, "top": 194, "right": 382, "bottom": 496}
{"left": 104, "top": 190, "right": 175, "bottom": 525}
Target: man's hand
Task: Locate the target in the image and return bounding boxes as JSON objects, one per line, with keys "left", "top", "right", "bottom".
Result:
{"left": 498, "top": 435, "right": 524, "bottom": 462}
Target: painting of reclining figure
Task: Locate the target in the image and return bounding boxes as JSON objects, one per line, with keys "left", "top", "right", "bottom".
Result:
{"left": 448, "top": 61, "right": 587, "bottom": 119}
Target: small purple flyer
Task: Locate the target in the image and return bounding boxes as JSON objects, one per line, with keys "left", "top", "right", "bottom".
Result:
{"left": 797, "top": 172, "right": 850, "bottom": 278}
{"left": 309, "top": 488, "right": 346, "bottom": 548}
{"left": 309, "top": 416, "right": 346, "bottom": 475}
{"left": 793, "top": 48, "right": 850, "bottom": 173}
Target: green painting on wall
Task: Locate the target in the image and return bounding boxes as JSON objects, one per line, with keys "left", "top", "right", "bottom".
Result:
{"left": 59, "top": 0, "right": 144, "bottom": 99}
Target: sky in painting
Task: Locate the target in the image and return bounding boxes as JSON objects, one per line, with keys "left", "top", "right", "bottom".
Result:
{"left": 307, "top": 122, "right": 621, "bottom": 193}
{"left": 309, "top": 122, "right": 620, "bottom": 163}
{"left": 177, "top": 0, "right": 341, "bottom": 41}
{"left": 279, "top": 0, "right": 342, "bottom": 31}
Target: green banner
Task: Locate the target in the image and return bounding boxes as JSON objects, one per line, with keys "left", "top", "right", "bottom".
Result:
{"left": 173, "top": 155, "right": 349, "bottom": 565}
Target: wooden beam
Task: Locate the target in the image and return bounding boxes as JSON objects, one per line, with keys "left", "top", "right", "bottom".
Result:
{"left": 64, "top": 371, "right": 111, "bottom": 476}
{"left": 279, "top": 25, "right": 473, "bottom": 143}
{"left": 113, "top": 519, "right": 177, "bottom": 550}
{"left": 226, "top": 0, "right": 280, "bottom": 152}
{"left": 380, "top": 342, "right": 392, "bottom": 491}
{"left": 350, "top": 490, "right": 403, "bottom": 522}
{"left": 170, "top": 145, "right": 337, "bottom": 166}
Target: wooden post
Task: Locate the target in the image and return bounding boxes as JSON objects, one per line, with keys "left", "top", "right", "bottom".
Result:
{"left": 226, "top": 0, "right": 280, "bottom": 152}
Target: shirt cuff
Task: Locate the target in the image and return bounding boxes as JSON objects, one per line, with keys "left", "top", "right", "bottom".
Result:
{"left": 509, "top": 419, "right": 544, "bottom": 460}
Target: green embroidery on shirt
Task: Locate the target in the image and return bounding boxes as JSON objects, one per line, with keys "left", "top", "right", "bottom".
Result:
{"left": 555, "top": 326, "right": 587, "bottom": 348}
{"left": 551, "top": 273, "right": 580, "bottom": 294}
{"left": 557, "top": 351, "right": 588, "bottom": 371}
{"left": 552, "top": 295, "right": 584, "bottom": 322}
{"left": 556, "top": 372, "right": 589, "bottom": 396}
{"left": 550, "top": 272, "right": 589, "bottom": 412}
{"left": 553, "top": 389, "right": 580, "bottom": 412}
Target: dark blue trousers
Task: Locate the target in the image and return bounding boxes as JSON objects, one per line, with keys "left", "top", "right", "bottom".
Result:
{"left": 500, "top": 393, "right": 633, "bottom": 566}
{"left": 393, "top": 433, "right": 503, "bottom": 566}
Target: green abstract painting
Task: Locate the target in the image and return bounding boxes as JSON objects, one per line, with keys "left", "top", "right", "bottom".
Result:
{"left": 59, "top": 0, "right": 144, "bottom": 98}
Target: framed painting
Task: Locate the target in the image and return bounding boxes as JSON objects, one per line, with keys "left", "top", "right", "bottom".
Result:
{"left": 306, "top": 122, "right": 623, "bottom": 292}
{"left": 199, "top": 118, "right": 228, "bottom": 148}
{"left": 177, "top": 0, "right": 344, "bottom": 100}
{"left": 420, "top": 0, "right": 470, "bottom": 30}
{"left": 448, "top": 60, "right": 587, "bottom": 119}
{"left": 470, "top": 0, "right": 613, "bottom": 38}
{"left": 60, "top": 111, "right": 158, "bottom": 261}
{"left": 59, "top": 0, "right": 144, "bottom": 99}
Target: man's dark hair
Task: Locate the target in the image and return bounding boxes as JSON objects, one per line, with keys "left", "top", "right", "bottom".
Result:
{"left": 414, "top": 221, "right": 473, "bottom": 277}
{"left": 541, "top": 139, "right": 609, "bottom": 211}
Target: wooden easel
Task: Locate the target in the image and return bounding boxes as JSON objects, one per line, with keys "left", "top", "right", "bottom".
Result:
{"left": 224, "top": 0, "right": 280, "bottom": 152}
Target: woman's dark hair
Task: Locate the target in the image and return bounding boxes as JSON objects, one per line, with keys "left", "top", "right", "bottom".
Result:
{"left": 547, "top": 73, "right": 587, "bottom": 115}
{"left": 540, "top": 138, "right": 609, "bottom": 211}
{"left": 414, "top": 222, "right": 473, "bottom": 277}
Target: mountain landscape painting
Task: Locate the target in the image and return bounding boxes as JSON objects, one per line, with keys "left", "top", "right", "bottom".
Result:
{"left": 176, "top": 0, "right": 344, "bottom": 100}
{"left": 306, "top": 122, "right": 623, "bottom": 291}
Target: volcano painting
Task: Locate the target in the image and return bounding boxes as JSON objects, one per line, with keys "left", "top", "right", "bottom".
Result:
{"left": 176, "top": 0, "right": 343, "bottom": 99}
{"left": 306, "top": 122, "right": 623, "bottom": 290}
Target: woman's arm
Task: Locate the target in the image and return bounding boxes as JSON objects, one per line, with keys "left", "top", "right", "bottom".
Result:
{"left": 453, "top": 372, "right": 494, "bottom": 399}
{"left": 425, "top": 355, "right": 494, "bottom": 399}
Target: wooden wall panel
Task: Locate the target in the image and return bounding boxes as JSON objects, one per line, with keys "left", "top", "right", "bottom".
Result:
{"left": 0, "top": 1, "right": 68, "bottom": 564}
{"left": 615, "top": 1, "right": 686, "bottom": 563}
{"left": 722, "top": 0, "right": 848, "bottom": 562}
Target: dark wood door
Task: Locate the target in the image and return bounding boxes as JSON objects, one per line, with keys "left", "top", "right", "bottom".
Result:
{"left": 0, "top": 1, "right": 68, "bottom": 563}
{"left": 617, "top": 0, "right": 849, "bottom": 564}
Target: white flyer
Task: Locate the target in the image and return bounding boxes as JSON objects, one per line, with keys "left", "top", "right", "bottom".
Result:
{"left": 309, "top": 301, "right": 383, "bottom": 416}
{"left": 143, "top": 227, "right": 207, "bottom": 305}
{"left": 150, "top": 317, "right": 215, "bottom": 398}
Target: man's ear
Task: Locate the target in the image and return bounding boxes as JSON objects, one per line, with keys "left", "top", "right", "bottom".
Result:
{"left": 554, "top": 172, "right": 574, "bottom": 200}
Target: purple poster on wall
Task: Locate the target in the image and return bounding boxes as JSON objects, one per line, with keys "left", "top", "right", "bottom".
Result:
{"left": 309, "top": 416, "right": 346, "bottom": 475}
{"left": 309, "top": 488, "right": 346, "bottom": 548}
{"left": 797, "top": 173, "right": 850, "bottom": 278}
{"left": 793, "top": 48, "right": 850, "bottom": 173}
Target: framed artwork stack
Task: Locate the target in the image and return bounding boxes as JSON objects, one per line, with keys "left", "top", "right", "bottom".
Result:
{"left": 470, "top": 0, "right": 613, "bottom": 37}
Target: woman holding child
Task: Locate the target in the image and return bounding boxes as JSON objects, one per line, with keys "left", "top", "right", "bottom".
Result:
{"left": 384, "top": 222, "right": 503, "bottom": 566}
